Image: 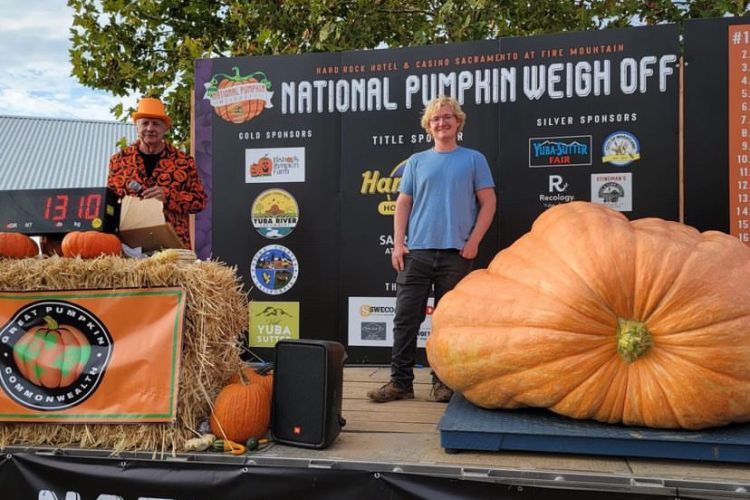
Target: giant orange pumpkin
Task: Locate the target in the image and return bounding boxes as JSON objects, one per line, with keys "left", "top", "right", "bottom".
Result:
{"left": 61, "top": 231, "right": 121, "bottom": 258}
{"left": 13, "top": 315, "right": 91, "bottom": 388}
{"left": 0, "top": 232, "right": 39, "bottom": 258}
{"left": 210, "top": 373, "right": 271, "bottom": 442}
{"left": 426, "top": 201, "right": 750, "bottom": 430}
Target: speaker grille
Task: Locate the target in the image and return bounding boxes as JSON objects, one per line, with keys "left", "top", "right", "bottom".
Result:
{"left": 273, "top": 342, "right": 329, "bottom": 445}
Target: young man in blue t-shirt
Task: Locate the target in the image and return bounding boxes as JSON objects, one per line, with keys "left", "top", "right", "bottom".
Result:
{"left": 368, "top": 96, "right": 496, "bottom": 403}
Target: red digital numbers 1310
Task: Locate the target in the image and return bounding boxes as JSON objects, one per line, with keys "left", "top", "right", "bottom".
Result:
{"left": 43, "top": 193, "right": 102, "bottom": 222}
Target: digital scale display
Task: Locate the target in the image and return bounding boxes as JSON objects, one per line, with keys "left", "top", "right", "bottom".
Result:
{"left": 0, "top": 187, "right": 119, "bottom": 234}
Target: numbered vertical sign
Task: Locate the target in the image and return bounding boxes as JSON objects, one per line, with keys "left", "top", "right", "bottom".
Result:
{"left": 729, "top": 25, "right": 750, "bottom": 245}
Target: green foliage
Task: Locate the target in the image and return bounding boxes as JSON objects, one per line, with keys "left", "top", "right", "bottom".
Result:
{"left": 68, "top": 0, "right": 750, "bottom": 150}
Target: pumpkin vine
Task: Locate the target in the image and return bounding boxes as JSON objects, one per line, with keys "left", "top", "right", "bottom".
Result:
{"left": 205, "top": 67, "right": 272, "bottom": 95}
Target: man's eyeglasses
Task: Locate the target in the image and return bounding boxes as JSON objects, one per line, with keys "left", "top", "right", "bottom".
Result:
{"left": 429, "top": 114, "right": 455, "bottom": 123}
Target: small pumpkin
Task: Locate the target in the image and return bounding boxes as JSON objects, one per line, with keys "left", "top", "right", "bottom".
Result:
{"left": 13, "top": 315, "right": 91, "bottom": 388}
{"left": 426, "top": 201, "right": 750, "bottom": 430}
{"left": 0, "top": 232, "right": 38, "bottom": 258}
{"left": 210, "top": 371, "right": 271, "bottom": 442}
{"left": 229, "top": 366, "right": 273, "bottom": 396}
{"left": 61, "top": 231, "right": 121, "bottom": 258}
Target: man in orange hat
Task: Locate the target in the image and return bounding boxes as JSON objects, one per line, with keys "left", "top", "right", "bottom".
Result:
{"left": 107, "top": 97, "right": 206, "bottom": 248}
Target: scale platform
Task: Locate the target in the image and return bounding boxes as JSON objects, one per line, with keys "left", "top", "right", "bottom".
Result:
{"left": 438, "top": 393, "right": 750, "bottom": 463}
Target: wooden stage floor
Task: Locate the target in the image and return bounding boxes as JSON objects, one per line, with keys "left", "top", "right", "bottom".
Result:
{"left": 255, "top": 366, "right": 750, "bottom": 494}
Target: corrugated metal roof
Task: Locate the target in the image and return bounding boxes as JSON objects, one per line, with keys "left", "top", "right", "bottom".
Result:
{"left": 0, "top": 115, "right": 136, "bottom": 190}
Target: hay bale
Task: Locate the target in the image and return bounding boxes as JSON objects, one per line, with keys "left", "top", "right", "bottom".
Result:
{"left": 0, "top": 255, "right": 247, "bottom": 455}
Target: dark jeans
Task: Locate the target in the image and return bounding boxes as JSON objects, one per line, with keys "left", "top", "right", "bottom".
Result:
{"left": 391, "top": 249, "right": 473, "bottom": 388}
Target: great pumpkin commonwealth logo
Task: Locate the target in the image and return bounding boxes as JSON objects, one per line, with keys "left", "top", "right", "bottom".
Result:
{"left": 0, "top": 301, "right": 113, "bottom": 411}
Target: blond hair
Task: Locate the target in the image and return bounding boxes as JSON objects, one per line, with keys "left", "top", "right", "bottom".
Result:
{"left": 420, "top": 96, "right": 466, "bottom": 134}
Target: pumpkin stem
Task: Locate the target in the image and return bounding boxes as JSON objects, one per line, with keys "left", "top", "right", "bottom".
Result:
{"left": 616, "top": 318, "right": 653, "bottom": 363}
{"left": 42, "top": 315, "right": 58, "bottom": 330}
{"left": 237, "top": 367, "right": 248, "bottom": 385}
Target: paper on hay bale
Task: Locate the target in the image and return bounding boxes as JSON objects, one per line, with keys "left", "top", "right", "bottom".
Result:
{"left": 118, "top": 196, "right": 184, "bottom": 252}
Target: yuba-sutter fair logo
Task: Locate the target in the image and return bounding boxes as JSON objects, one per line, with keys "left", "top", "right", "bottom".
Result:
{"left": 0, "top": 301, "right": 112, "bottom": 411}
{"left": 203, "top": 67, "right": 274, "bottom": 124}
{"left": 528, "top": 135, "right": 592, "bottom": 167}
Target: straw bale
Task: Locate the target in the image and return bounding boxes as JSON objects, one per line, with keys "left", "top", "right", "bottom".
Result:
{"left": 0, "top": 255, "right": 247, "bottom": 455}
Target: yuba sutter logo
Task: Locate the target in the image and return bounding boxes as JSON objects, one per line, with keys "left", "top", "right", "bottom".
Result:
{"left": 249, "top": 301, "right": 299, "bottom": 347}
{"left": 250, "top": 245, "right": 299, "bottom": 295}
{"left": 0, "top": 301, "right": 112, "bottom": 411}
{"left": 203, "top": 67, "right": 274, "bottom": 124}
{"left": 528, "top": 135, "right": 592, "bottom": 167}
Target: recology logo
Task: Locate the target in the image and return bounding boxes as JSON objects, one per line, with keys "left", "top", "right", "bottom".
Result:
{"left": 529, "top": 135, "right": 592, "bottom": 167}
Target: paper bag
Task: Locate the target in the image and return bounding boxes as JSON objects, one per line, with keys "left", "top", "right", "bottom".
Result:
{"left": 118, "top": 196, "right": 184, "bottom": 252}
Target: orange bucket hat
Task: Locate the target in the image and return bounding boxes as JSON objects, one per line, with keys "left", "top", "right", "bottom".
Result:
{"left": 132, "top": 97, "right": 172, "bottom": 127}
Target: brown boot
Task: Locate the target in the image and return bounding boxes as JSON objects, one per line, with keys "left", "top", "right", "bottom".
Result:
{"left": 367, "top": 381, "right": 415, "bottom": 403}
{"left": 430, "top": 381, "right": 453, "bottom": 403}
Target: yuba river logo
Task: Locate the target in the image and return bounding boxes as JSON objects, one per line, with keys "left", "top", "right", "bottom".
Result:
{"left": 0, "top": 301, "right": 112, "bottom": 411}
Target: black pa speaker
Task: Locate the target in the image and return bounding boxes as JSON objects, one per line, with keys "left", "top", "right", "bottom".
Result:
{"left": 271, "top": 339, "right": 347, "bottom": 449}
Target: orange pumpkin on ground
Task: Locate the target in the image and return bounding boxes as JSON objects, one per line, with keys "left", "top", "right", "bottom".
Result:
{"left": 0, "top": 232, "right": 38, "bottom": 258}
{"left": 210, "top": 370, "right": 271, "bottom": 442}
{"left": 426, "top": 201, "right": 750, "bottom": 430}
{"left": 229, "top": 366, "right": 274, "bottom": 396}
{"left": 13, "top": 316, "right": 91, "bottom": 388}
{"left": 61, "top": 231, "right": 121, "bottom": 258}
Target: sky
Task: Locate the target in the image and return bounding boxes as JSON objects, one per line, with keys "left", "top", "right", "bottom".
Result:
{"left": 0, "top": 1, "right": 133, "bottom": 121}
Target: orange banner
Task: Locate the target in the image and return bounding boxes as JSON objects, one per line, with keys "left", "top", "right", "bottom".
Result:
{"left": 0, "top": 287, "right": 185, "bottom": 423}
{"left": 729, "top": 25, "right": 750, "bottom": 245}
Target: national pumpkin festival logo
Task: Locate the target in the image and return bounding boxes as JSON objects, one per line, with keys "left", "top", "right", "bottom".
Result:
{"left": 203, "top": 67, "right": 274, "bottom": 123}
{"left": 0, "top": 301, "right": 112, "bottom": 411}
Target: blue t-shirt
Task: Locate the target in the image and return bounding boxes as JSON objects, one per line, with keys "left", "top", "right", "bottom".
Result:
{"left": 399, "top": 146, "right": 495, "bottom": 249}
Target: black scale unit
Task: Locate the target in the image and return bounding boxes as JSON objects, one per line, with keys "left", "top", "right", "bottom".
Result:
{"left": 0, "top": 187, "right": 119, "bottom": 234}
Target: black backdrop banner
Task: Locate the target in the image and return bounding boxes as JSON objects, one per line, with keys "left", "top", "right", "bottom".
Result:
{"left": 195, "top": 24, "right": 680, "bottom": 363}
{"left": 0, "top": 451, "right": 678, "bottom": 499}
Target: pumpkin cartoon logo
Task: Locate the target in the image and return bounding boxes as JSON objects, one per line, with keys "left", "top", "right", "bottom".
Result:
{"left": 0, "top": 301, "right": 112, "bottom": 411}
{"left": 250, "top": 156, "right": 273, "bottom": 178}
{"left": 203, "top": 67, "right": 274, "bottom": 124}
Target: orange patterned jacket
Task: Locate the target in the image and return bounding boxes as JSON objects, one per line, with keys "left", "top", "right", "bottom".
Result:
{"left": 107, "top": 141, "right": 207, "bottom": 248}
